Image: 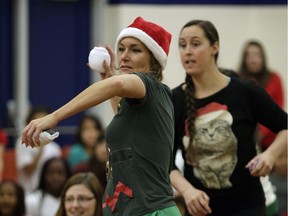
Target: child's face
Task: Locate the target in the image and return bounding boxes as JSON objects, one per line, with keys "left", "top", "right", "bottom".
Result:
{"left": 81, "top": 118, "right": 100, "bottom": 148}
{"left": 0, "top": 183, "right": 17, "bottom": 216}
{"left": 45, "top": 160, "right": 69, "bottom": 195}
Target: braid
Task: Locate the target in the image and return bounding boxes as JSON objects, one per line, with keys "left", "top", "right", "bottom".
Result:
{"left": 185, "top": 75, "right": 196, "bottom": 139}
{"left": 185, "top": 75, "right": 197, "bottom": 163}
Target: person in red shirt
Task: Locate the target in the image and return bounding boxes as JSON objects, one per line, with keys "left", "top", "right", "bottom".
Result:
{"left": 0, "top": 129, "right": 8, "bottom": 181}
{"left": 238, "top": 40, "right": 285, "bottom": 150}
{"left": 238, "top": 40, "right": 287, "bottom": 216}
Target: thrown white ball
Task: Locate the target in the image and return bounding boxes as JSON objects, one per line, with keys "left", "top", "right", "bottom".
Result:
{"left": 88, "top": 47, "right": 111, "bottom": 73}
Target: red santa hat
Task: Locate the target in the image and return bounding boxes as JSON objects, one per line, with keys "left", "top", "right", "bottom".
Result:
{"left": 115, "top": 16, "right": 172, "bottom": 70}
{"left": 195, "top": 102, "right": 233, "bottom": 127}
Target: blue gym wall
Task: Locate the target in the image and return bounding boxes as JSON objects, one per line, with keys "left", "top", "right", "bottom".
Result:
{"left": 0, "top": 0, "right": 13, "bottom": 129}
{"left": 28, "top": 0, "right": 90, "bottom": 146}
{"left": 0, "top": 0, "right": 90, "bottom": 146}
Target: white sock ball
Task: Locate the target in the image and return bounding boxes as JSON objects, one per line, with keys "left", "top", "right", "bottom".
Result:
{"left": 88, "top": 47, "right": 111, "bottom": 73}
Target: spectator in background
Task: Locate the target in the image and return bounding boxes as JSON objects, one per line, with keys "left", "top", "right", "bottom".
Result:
{"left": 0, "top": 180, "right": 26, "bottom": 216}
{"left": 67, "top": 115, "right": 104, "bottom": 170}
{"left": 73, "top": 133, "right": 107, "bottom": 189}
{"left": 55, "top": 172, "right": 103, "bottom": 216}
{"left": 15, "top": 106, "right": 62, "bottom": 193}
{"left": 238, "top": 40, "right": 287, "bottom": 216}
{"left": 170, "top": 19, "right": 287, "bottom": 216}
{"left": 238, "top": 40, "right": 285, "bottom": 150}
{"left": 25, "top": 157, "right": 71, "bottom": 216}
{"left": 0, "top": 129, "right": 8, "bottom": 181}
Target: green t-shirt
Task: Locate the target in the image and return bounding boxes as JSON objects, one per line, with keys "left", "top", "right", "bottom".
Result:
{"left": 103, "top": 73, "right": 176, "bottom": 216}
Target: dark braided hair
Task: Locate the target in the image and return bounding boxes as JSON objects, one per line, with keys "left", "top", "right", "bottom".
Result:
{"left": 184, "top": 75, "right": 196, "bottom": 142}
{"left": 180, "top": 20, "right": 219, "bottom": 158}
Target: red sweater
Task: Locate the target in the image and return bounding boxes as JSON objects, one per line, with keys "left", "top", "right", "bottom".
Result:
{"left": 0, "top": 130, "right": 8, "bottom": 146}
{"left": 259, "top": 72, "right": 284, "bottom": 149}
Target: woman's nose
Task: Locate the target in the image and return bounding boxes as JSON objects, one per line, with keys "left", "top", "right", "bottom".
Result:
{"left": 185, "top": 45, "right": 192, "bottom": 55}
{"left": 120, "top": 50, "right": 129, "bottom": 60}
{"left": 71, "top": 199, "right": 81, "bottom": 207}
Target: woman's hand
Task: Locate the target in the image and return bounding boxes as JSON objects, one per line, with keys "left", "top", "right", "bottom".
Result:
{"left": 21, "top": 113, "right": 58, "bottom": 148}
{"left": 247, "top": 130, "right": 288, "bottom": 177}
{"left": 246, "top": 151, "right": 275, "bottom": 177}
{"left": 87, "top": 45, "right": 116, "bottom": 80}
{"left": 98, "top": 45, "right": 116, "bottom": 80}
{"left": 182, "top": 186, "right": 211, "bottom": 216}
{"left": 101, "top": 45, "right": 116, "bottom": 79}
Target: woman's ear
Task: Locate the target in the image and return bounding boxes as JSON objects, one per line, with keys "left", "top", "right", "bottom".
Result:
{"left": 211, "top": 41, "right": 219, "bottom": 56}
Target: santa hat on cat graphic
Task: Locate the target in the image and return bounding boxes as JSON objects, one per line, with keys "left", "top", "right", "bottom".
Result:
{"left": 195, "top": 102, "right": 233, "bottom": 128}
{"left": 183, "top": 102, "right": 233, "bottom": 149}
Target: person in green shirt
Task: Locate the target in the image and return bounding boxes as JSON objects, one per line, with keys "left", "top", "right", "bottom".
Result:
{"left": 22, "top": 16, "right": 181, "bottom": 216}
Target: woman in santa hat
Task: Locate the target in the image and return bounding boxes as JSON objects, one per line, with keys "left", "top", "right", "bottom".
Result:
{"left": 21, "top": 17, "right": 181, "bottom": 216}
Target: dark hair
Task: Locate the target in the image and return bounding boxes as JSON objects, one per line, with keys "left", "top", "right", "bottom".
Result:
{"left": 238, "top": 40, "right": 270, "bottom": 87}
{"left": 0, "top": 180, "right": 26, "bottom": 216}
{"left": 75, "top": 115, "right": 103, "bottom": 146}
{"left": 219, "top": 68, "right": 240, "bottom": 78}
{"left": 38, "top": 157, "right": 71, "bottom": 196}
{"left": 72, "top": 133, "right": 107, "bottom": 189}
{"left": 180, "top": 20, "right": 219, "bottom": 153}
{"left": 55, "top": 172, "right": 103, "bottom": 216}
{"left": 96, "top": 131, "right": 106, "bottom": 144}
{"left": 26, "top": 106, "right": 50, "bottom": 124}
{"left": 35, "top": 158, "right": 71, "bottom": 215}
{"left": 91, "top": 132, "right": 107, "bottom": 189}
